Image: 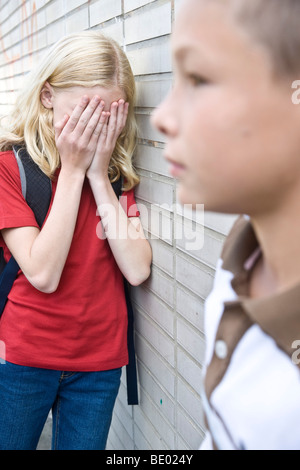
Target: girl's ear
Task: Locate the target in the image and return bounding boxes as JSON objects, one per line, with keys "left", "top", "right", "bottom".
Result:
{"left": 40, "top": 82, "right": 54, "bottom": 109}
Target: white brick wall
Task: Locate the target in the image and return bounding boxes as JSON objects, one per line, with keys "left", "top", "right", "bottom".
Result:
{"left": 0, "top": 0, "right": 236, "bottom": 450}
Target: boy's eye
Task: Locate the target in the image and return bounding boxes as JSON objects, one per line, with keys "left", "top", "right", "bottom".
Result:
{"left": 187, "top": 74, "right": 209, "bottom": 87}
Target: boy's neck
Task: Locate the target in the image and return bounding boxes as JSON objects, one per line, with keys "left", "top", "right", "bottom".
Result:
{"left": 250, "top": 194, "right": 300, "bottom": 299}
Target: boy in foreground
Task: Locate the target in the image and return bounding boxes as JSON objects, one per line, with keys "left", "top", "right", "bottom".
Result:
{"left": 153, "top": 0, "right": 300, "bottom": 450}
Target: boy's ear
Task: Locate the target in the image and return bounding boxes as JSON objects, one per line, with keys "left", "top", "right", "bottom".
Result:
{"left": 40, "top": 82, "right": 54, "bottom": 109}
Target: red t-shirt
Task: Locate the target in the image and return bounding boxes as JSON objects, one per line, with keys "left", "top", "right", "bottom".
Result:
{"left": 0, "top": 151, "right": 140, "bottom": 371}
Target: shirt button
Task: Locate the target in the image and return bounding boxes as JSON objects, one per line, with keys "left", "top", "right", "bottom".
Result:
{"left": 215, "top": 340, "right": 228, "bottom": 359}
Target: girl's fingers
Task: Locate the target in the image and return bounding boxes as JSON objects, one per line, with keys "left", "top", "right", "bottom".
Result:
{"left": 83, "top": 100, "right": 105, "bottom": 141}
{"left": 77, "top": 96, "right": 102, "bottom": 135}
{"left": 64, "top": 96, "right": 90, "bottom": 133}
{"left": 106, "top": 102, "right": 119, "bottom": 141}
{"left": 116, "top": 100, "right": 125, "bottom": 133}
{"left": 106, "top": 100, "right": 128, "bottom": 143}
{"left": 54, "top": 114, "right": 70, "bottom": 139}
{"left": 119, "top": 101, "right": 129, "bottom": 131}
{"left": 115, "top": 100, "right": 129, "bottom": 135}
{"left": 63, "top": 95, "right": 102, "bottom": 136}
{"left": 92, "top": 111, "right": 110, "bottom": 141}
{"left": 91, "top": 100, "right": 129, "bottom": 152}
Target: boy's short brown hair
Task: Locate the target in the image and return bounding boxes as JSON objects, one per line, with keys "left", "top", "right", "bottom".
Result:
{"left": 226, "top": 0, "right": 300, "bottom": 79}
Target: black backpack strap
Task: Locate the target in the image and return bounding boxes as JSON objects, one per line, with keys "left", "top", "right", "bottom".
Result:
{"left": 112, "top": 176, "right": 123, "bottom": 200}
{"left": 0, "top": 256, "right": 20, "bottom": 316}
{"left": 13, "top": 146, "right": 52, "bottom": 228}
{"left": 124, "top": 280, "right": 139, "bottom": 405}
{"left": 113, "top": 176, "right": 139, "bottom": 405}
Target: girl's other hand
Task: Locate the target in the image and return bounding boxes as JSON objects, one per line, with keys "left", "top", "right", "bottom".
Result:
{"left": 87, "top": 99, "right": 129, "bottom": 182}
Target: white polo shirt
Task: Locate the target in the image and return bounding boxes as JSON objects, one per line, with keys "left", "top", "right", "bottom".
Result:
{"left": 201, "top": 216, "right": 300, "bottom": 450}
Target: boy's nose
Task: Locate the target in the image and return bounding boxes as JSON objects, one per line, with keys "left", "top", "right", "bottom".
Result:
{"left": 151, "top": 95, "right": 179, "bottom": 138}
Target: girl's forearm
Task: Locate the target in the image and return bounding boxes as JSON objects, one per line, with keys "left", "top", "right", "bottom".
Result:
{"left": 28, "top": 169, "right": 85, "bottom": 291}
{"left": 89, "top": 176, "right": 152, "bottom": 286}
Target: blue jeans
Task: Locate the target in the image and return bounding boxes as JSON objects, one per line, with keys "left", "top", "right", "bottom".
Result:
{"left": 0, "top": 361, "right": 121, "bottom": 450}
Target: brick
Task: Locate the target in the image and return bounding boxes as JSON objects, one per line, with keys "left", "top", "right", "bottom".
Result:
{"left": 64, "top": 0, "right": 87, "bottom": 15}
{"left": 136, "top": 113, "right": 167, "bottom": 143}
{"left": 176, "top": 285, "right": 205, "bottom": 333}
{"left": 132, "top": 424, "right": 152, "bottom": 450}
{"left": 138, "top": 362, "right": 175, "bottom": 425}
{"left": 143, "top": 267, "right": 174, "bottom": 308}
{"left": 89, "top": 0, "right": 122, "bottom": 27}
{"left": 108, "top": 411, "right": 134, "bottom": 450}
{"left": 177, "top": 349, "right": 204, "bottom": 394}
{"left": 135, "top": 144, "right": 169, "bottom": 177}
{"left": 131, "top": 285, "right": 174, "bottom": 337}
{"left": 177, "top": 318, "right": 206, "bottom": 364}
{"left": 176, "top": 222, "right": 224, "bottom": 269}
{"left": 134, "top": 390, "right": 175, "bottom": 449}
{"left": 175, "top": 216, "right": 205, "bottom": 256}
{"left": 125, "top": 3, "right": 171, "bottom": 45}
{"left": 134, "top": 407, "right": 170, "bottom": 450}
{"left": 45, "top": 0, "right": 64, "bottom": 24}
{"left": 135, "top": 335, "right": 176, "bottom": 396}
{"left": 99, "top": 22, "right": 124, "bottom": 45}
{"left": 177, "top": 408, "right": 204, "bottom": 450}
{"left": 137, "top": 200, "right": 174, "bottom": 246}
{"left": 127, "top": 38, "right": 172, "bottom": 76}
{"left": 112, "top": 395, "right": 134, "bottom": 439}
{"left": 124, "top": 0, "right": 155, "bottom": 13}
{"left": 135, "top": 310, "right": 175, "bottom": 367}
{"left": 135, "top": 175, "right": 174, "bottom": 206}
{"left": 46, "top": 19, "right": 66, "bottom": 46}
{"left": 149, "top": 237, "right": 174, "bottom": 277}
{"left": 177, "top": 378, "right": 206, "bottom": 433}
{"left": 136, "top": 78, "right": 172, "bottom": 108}
{"left": 205, "top": 211, "right": 237, "bottom": 236}
{"left": 65, "top": 8, "right": 89, "bottom": 34}
{"left": 176, "top": 253, "right": 215, "bottom": 299}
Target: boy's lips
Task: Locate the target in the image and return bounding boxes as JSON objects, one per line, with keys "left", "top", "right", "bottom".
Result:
{"left": 165, "top": 155, "right": 186, "bottom": 178}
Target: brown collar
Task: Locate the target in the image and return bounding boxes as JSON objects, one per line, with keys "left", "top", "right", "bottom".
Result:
{"left": 222, "top": 216, "right": 300, "bottom": 360}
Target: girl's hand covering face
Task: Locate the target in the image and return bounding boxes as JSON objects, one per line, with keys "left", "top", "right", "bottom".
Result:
{"left": 87, "top": 98, "right": 129, "bottom": 181}
{"left": 54, "top": 95, "right": 104, "bottom": 175}
{"left": 54, "top": 95, "right": 129, "bottom": 179}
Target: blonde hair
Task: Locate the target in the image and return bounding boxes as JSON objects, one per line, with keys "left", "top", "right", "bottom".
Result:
{"left": 0, "top": 31, "right": 139, "bottom": 189}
